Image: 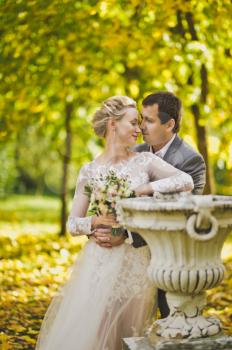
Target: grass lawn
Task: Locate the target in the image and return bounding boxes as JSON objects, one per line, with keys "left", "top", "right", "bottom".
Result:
{"left": 0, "top": 194, "right": 60, "bottom": 224}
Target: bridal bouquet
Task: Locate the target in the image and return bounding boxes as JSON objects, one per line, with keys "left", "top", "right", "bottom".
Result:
{"left": 84, "top": 170, "right": 135, "bottom": 236}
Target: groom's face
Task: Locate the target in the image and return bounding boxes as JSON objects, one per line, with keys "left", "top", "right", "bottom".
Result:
{"left": 140, "top": 104, "right": 172, "bottom": 147}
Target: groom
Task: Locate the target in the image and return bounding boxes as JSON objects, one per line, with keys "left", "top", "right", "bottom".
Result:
{"left": 135, "top": 91, "right": 206, "bottom": 194}
{"left": 93, "top": 91, "right": 206, "bottom": 318}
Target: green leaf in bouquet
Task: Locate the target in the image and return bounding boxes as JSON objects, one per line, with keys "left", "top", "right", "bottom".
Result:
{"left": 84, "top": 183, "right": 93, "bottom": 198}
{"left": 111, "top": 226, "right": 125, "bottom": 236}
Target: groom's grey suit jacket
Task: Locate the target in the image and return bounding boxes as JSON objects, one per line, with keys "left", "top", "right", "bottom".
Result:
{"left": 131, "top": 134, "right": 206, "bottom": 247}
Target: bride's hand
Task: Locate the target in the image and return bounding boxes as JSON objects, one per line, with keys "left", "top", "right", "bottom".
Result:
{"left": 134, "top": 183, "right": 153, "bottom": 197}
{"left": 91, "top": 214, "right": 118, "bottom": 229}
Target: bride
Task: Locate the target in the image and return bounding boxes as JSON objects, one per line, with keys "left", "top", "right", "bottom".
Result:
{"left": 36, "top": 96, "right": 193, "bottom": 350}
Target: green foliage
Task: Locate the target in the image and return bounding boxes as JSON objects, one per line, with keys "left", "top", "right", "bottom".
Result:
{"left": 0, "top": 0, "right": 232, "bottom": 194}
{"left": 0, "top": 143, "right": 18, "bottom": 198}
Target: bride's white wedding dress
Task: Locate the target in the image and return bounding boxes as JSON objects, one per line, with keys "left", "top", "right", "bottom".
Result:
{"left": 36, "top": 152, "right": 193, "bottom": 350}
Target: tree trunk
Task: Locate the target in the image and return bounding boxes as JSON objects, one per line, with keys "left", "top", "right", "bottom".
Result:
{"left": 184, "top": 14, "right": 212, "bottom": 193}
{"left": 60, "top": 102, "right": 72, "bottom": 236}
{"left": 191, "top": 104, "right": 211, "bottom": 194}
{"left": 192, "top": 64, "right": 212, "bottom": 193}
{"left": 175, "top": 11, "right": 212, "bottom": 193}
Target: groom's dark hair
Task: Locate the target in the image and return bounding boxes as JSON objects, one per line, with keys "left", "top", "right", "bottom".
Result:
{"left": 142, "top": 91, "right": 182, "bottom": 133}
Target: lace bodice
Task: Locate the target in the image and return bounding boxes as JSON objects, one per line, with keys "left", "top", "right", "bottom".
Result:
{"left": 67, "top": 152, "right": 194, "bottom": 236}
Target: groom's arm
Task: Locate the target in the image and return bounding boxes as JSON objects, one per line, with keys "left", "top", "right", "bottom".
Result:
{"left": 181, "top": 154, "right": 206, "bottom": 194}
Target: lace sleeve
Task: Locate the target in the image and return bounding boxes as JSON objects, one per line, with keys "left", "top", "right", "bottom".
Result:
{"left": 67, "top": 163, "right": 93, "bottom": 236}
{"left": 144, "top": 153, "right": 194, "bottom": 193}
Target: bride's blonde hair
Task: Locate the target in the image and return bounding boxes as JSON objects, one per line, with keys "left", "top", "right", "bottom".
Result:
{"left": 93, "top": 96, "right": 137, "bottom": 137}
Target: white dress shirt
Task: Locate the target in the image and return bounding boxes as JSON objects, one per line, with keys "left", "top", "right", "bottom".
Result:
{"left": 149, "top": 134, "right": 176, "bottom": 158}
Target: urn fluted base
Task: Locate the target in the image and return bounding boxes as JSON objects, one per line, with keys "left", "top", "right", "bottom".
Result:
{"left": 151, "top": 292, "right": 221, "bottom": 339}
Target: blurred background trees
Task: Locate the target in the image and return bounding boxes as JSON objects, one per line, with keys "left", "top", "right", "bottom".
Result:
{"left": 1, "top": 0, "right": 232, "bottom": 234}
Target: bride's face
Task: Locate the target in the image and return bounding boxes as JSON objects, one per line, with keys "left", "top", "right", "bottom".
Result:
{"left": 115, "top": 108, "right": 141, "bottom": 147}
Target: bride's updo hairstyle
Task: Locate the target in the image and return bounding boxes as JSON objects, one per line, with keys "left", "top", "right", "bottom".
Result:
{"left": 93, "top": 96, "right": 137, "bottom": 137}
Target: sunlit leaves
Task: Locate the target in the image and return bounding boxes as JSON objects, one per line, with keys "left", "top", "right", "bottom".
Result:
{"left": 0, "top": 230, "right": 86, "bottom": 350}
{"left": 205, "top": 257, "right": 232, "bottom": 335}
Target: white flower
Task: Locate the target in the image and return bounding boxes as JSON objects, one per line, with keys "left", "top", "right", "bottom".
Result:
{"left": 108, "top": 189, "right": 117, "bottom": 196}
{"left": 99, "top": 203, "right": 108, "bottom": 215}
{"left": 95, "top": 192, "right": 105, "bottom": 201}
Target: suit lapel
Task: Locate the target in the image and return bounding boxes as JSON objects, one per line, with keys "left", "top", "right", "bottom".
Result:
{"left": 163, "top": 135, "right": 183, "bottom": 162}
{"left": 143, "top": 143, "right": 150, "bottom": 152}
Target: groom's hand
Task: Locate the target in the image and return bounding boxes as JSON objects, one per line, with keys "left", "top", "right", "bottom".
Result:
{"left": 93, "top": 227, "right": 126, "bottom": 248}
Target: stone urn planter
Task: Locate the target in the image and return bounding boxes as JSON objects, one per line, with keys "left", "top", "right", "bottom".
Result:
{"left": 117, "top": 194, "right": 232, "bottom": 340}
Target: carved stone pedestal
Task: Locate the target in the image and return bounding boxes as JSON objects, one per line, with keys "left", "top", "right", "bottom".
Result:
{"left": 123, "top": 334, "right": 232, "bottom": 350}
{"left": 154, "top": 292, "right": 221, "bottom": 338}
{"left": 117, "top": 194, "right": 232, "bottom": 344}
